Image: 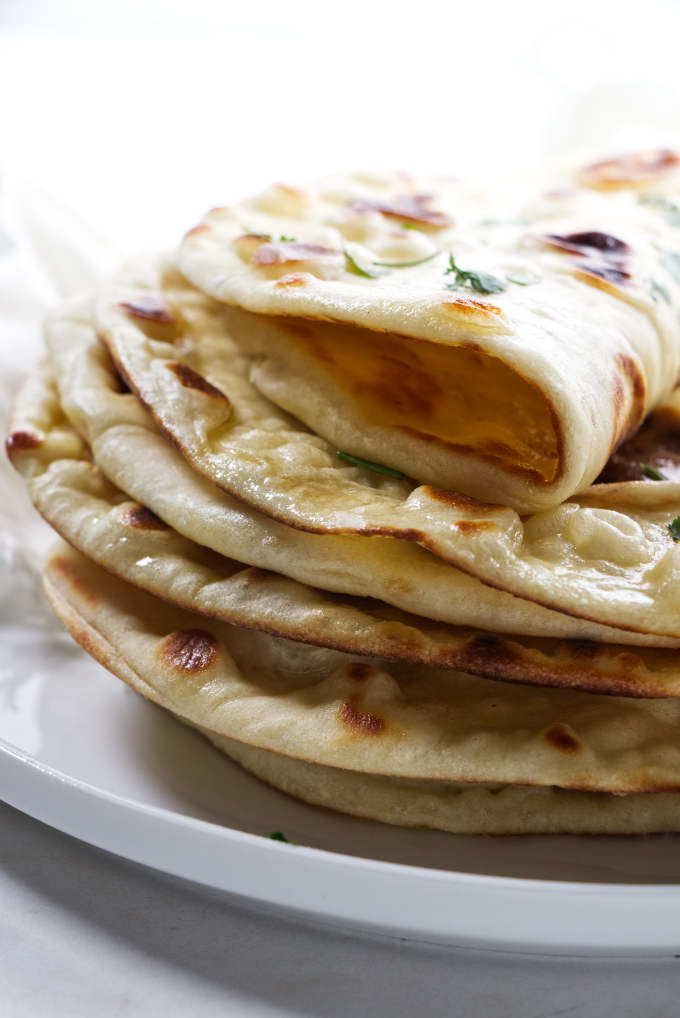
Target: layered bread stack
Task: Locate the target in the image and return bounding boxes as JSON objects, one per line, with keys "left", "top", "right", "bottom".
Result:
{"left": 10, "top": 149, "right": 680, "bottom": 834}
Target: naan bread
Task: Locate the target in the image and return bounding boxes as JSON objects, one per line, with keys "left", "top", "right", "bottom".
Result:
{"left": 42, "top": 543, "right": 680, "bottom": 834}
{"left": 11, "top": 361, "right": 680, "bottom": 696}
{"left": 50, "top": 275, "right": 680, "bottom": 639}
{"left": 177, "top": 161, "right": 680, "bottom": 512}
{"left": 214, "top": 737, "right": 680, "bottom": 837}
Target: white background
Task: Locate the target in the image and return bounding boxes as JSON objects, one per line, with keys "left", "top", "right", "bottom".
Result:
{"left": 5, "top": 1, "right": 680, "bottom": 1014}
{"left": 4, "top": 0, "right": 680, "bottom": 251}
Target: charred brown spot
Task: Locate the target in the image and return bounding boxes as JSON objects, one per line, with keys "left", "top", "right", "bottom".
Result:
{"left": 575, "top": 262, "right": 631, "bottom": 286}
{"left": 616, "top": 354, "right": 646, "bottom": 407}
{"left": 5, "top": 430, "right": 42, "bottom": 460}
{"left": 461, "top": 633, "right": 518, "bottom": 671}
{"left": 466, "top": 633, "right": 501, "bottom": 653}
{"left": 455, "top": 520, "right": 496, "bottom": 535}
{"left": 615, "top": 651, "right": 644, "bottom": 672}
{"left": 95, "top": 333, "right": 133, "bottom": 392}
{"left": 120, "top": 295, "right": 175, "bottom": 324}
{"left": 538, "top": 232, "right": 631, "bottom": 291}
{"left": 578, "top": 149, "right": 680, "bottom": 190}
{"left": 167, "top": 362, "right": 229, "bottom": 400}
{"left": 252, "top": 242, "right": 342, "bottom": 267}
{"left": 544, "top": 723, "right": 581, "bottom": 753}
{"left": 48, "top": 554, "right": 99, "bottom": 606}
{"left": 338, "top": 698, "right": 386, "bottom": 735}
{"left": 347, "top": 662, "right": 374, "bottom": 682}
{"left": 349, "top": 193, "right": 452, "bottom": 228}
{"left": 121, "top": 504, "right": 170, "bottom": 531}
{"left": 423, "top": 486, "right": 497, "bottom": 513}
{"left": 440, "top": 295, "right": 504, "bottom": 320}
{"left": 615, "top": 353, "right": 647, "bottom": 439}
{"left": 162, "top": 629, "right": 218, "bottom": 672}
{"left": 569, "top": 640, "right": 601, "bottom": 659}
{"left": 541, "top": 231, "right": 629, "bottom": 258}
{"left": 357, "top": 525, "right": 424, "bottom": 545}
{"left": 276, "top": 272, "right": 309, "bottom": 287}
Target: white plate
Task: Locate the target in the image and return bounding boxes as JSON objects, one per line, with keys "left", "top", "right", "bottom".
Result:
{"left": 3, "top": 198, "right": 680, "bottom": 961}
{"left": 3, "top": 589, "right": 680, "bottom": 958}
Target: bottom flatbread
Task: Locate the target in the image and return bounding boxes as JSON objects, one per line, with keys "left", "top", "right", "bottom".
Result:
{"left": 207, "top": 734, "right": 680, "bottom": 837}
{"left": 41, "top": 542, "right": 680, "bottom": 834}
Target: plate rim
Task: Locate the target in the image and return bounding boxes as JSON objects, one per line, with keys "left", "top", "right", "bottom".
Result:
{"left": 5, "top": 735, "right": 680, "bottom": 957}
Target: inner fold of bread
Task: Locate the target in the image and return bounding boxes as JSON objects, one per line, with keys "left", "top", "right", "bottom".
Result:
{"left": 285, "top": 321, "right": 561, "bottom": 484}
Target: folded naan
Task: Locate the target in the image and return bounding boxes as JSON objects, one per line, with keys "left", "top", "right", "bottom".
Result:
{"left": 68, "top": 259, "right": 680, "bottom": 639}
{"left": 13, "top": 361, "right": 680, "bottom": 696}
{"left": 177, "top": 158, "right": 680, "bottom": 512}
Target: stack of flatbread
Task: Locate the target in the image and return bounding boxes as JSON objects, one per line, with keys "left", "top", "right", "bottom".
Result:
{"left": 10, "top": 148, "right": 680, "bottom": 834}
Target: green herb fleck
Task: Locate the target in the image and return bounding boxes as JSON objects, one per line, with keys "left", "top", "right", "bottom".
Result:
{"left": 279, "top": 235, "right": 296, "bottom": 242}
{"left": 641, "top": 462, "right": 668, "bottom": 480}
{"left": 336, "top": 450, "right": 405, "bottom": 479}
{"left": 344, "top": 249, "right": 386, "bottom": 279}
{"left": 372, "top": 251, "right": 440, "bottom": 268}
{"left": 401, "top": 222, "right": 419, "bottom": 230}
{"left": 505, "top": 269, "right": 542, "bottom": 286}
{"left": 660, "top": 249, "right": 680, "bottom": 284}
{"left": 444, "top": 254, "right": 506, "bottom": 295}
{"left": 651, "top": 279, "right": 671, "bottom": 303}
{"left": 640, "top": 194, "right": 680, "bottom": 225}
{"left": 269, "top": 831, "right": 290, "bottom": 842}
{"left": 668, "top": 516, "right": 680, "bottom": 541}
{"left": 640, "top": 194, "right": 677, "bottom": 211}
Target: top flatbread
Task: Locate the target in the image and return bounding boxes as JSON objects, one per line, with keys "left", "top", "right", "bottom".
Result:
{"left": 84, "top": 257, "right": 680, "bottom": 641}
{"left": 177, "top": 160, "right": 680, "bottom": 511}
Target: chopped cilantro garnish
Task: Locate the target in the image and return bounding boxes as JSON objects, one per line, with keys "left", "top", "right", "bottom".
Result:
{"left": 506, "top": 269, "right": 541, "bottom": 286}
{"left": 344, "top": 250, "right": 386, "bottom": 279}
{"left": 668, "top": 516, "right": 680, "bottom": 541}
{"left": 372, "top": 251, "right": 440, "bottom": 268}
{"left": 651, "top": 279, "right": 671, "bottom": 303}
{"left": 640, "top": 194, "right": 680, "bottom": 225}
{"left": 279, "top": 235, "right": 296, "bottom": 242}
{"left": 641, "top": 462, "right": 668, "bottom": 480}
{"left": 401, "top": 222, "right": 419, "bottom": 230}
{"left": 337, "top": 450, "right": 405, "bottom": 479}
{"left": 640, "top": 194, "right": 678, "bottom": 211}
{"left": 445, "top": 254, "right": 506, "bottom": 295}
{"left": 269, "top": 831, "right": 290, "bottom": 842}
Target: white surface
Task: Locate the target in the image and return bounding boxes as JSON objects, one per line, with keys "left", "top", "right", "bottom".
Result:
{"left": 5, "top": 0, "right": 680, "bottom": 1010}
{"left": 3, "top": 0, "right": 680, "bottom": 254}
{"left": 6, "top": 802, "right": 680, "bottom": 1018}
